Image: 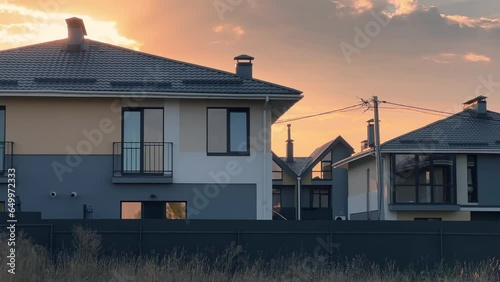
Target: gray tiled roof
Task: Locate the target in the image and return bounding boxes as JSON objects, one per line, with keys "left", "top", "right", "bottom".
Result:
{"left": 0, "top": 39, "right": 302, "bottom": 96}
{"left": 381, "top": 109, "right": 500, "bottom": 152}
{"left": 279, "top": 157, "right": 313, "bottom": 176}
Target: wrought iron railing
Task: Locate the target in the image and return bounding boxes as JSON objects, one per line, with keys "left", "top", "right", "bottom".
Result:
{"left": 0, "top": 142, "right": 14, "bottom": 174}
{"left": 113, "top": 142, "right": 173, "bottom": 177}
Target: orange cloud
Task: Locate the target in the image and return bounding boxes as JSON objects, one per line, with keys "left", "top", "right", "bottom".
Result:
{"left": 0, "top": 3, "right": 141, "bottom": 50}
{"left": 444, "top": 14, "right": 500, "bottom": 29}
{"left": 388, "top": 0, "right": 420, "bottom": 15}
{"left": 212, "top": 23, "right": 245, "bottom": 38}
{"left": 463, "top": 53, "right": 491, "bottom": 63}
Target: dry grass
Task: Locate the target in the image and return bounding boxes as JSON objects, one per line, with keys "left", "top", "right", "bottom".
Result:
{"left": 1, "top": 226, "right": 499, "bottom": 282}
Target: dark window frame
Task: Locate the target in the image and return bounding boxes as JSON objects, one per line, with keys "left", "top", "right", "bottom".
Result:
{"left": 391, "top": 154, "right": 457, "bottom": 205}
{"left": 312, "top": 160, "right": 333, "bottom": 180}
{"left": 120, "top": 201, "right": 187, "bottom": 220}
{"left": 467, "top": 155, "right": 478, "bottom": 203}
{"left": 206, "top": 107, "right": 250, "bottom": 156}
{"left": 121, "top": 107, "right": 165, "bottom": 175}
{"left": 310, "top": 187, "right": 330, "bottom": 208}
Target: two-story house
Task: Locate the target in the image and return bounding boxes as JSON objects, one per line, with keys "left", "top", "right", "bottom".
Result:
{"left": 271, "top": 124, "right": 353, "bottom": 220}
{"left": 334, "top": 96, "right": 500, "bottom": 221}
{"left": 0, "top": 17, "right": 302, "bottom": 220}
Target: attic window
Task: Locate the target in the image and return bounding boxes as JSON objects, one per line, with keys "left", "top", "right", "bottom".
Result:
{"left": 0, "top": 80, "right": 18, "bottom": 86}
{"left": 182, "top": 79, "right": 243, "bottom": 85}
{"left": 110, "top": 81, "right": 172, "bottom": 87}
{"left": 34, "top": 78, "right": 96, "bottom": 83}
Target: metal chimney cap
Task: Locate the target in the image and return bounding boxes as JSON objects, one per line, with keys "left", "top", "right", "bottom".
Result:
{"left": 463, "top": 95, "right": 487, "bottom": 105}
{"left": 234, "top": 54, "right": 254, "bottom": 61}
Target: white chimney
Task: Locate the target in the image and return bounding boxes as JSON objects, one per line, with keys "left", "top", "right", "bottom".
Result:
{"left": 65, "top": 17, "right": 87, "bottom": 51}
{"left": 463, "top": 96, "right": 487, "bottom": 116}
{"left": 234, "top": 54, "right": 254, "bottom": 78}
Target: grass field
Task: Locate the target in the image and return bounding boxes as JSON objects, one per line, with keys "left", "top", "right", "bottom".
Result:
{"left": 1, "top": 226, "right": 499, "bottom": 282}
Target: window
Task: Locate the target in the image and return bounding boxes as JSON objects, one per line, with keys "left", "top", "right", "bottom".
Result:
{"left": 207, "top": 108, "right": 249, "bottom": 155}
{"left": 0, "top": 201, "right": 4, "bottom": 212}
{"left": 166, "top": 202, "right": 187, "bottom": 219}
{"left": 392, "top": 154, "right": 456, "bottom": 204}
{"left": 122, "top": 108, "right": 164, "bottom": 174}
{"left": 121, "top": 201, "right": 186, "bottom": 219}
{"left": 311, "top": 188, "right": 330, "bottom": 208}
{"left": 467, "top": 155, "right": 478, "bottom": 203}
{"left": 312, "top": 153, "right": 332, "bottom": 180}
{"left": 272, "top": 188, "right": 281, "bottom": 209}
{"left": 272, "top": 161, "right": 283, "bottom": 180}
{"left": 0, "top": 107, "right": 5, "bottom": 173}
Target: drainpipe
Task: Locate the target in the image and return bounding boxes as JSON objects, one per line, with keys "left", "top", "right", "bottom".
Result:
{"left": 263, "top": 96, "right": 270, "bottom": 219}
{"left": 297, "top": 176, "right": 302, "bottom": 220}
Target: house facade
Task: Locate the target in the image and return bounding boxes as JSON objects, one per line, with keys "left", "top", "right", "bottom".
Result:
{"left": 335, "top": 96, "right": 500, "bottom": 221}
{"left": 272, "top": 125, "right": 354, "bottom": 220}
{"left": 0, "top": 18, "right": 302, "bottom": 220}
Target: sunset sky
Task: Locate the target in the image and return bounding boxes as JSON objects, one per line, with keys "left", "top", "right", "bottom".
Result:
{"left": 1, "top": 0, "right": 499, "bottom": 156}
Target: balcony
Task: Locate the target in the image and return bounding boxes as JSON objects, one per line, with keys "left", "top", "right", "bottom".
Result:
{"left": 112, "top": 142, "right": 173, "bottom": 184}
{"left": 0, "top": 142, "right": 14, "bottom": 183}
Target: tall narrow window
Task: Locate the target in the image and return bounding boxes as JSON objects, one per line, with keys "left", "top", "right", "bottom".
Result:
{"left": 122, "top": 108, "right": 164, "bottom": 174}
{"left": 272, "top": 188, "right": 281, "bottom": 209}
{"left": 467, "top": 155, "right": 478, "bottom": 203}
{"left": 207, "top": 108, "right": 249, "bottom": 155}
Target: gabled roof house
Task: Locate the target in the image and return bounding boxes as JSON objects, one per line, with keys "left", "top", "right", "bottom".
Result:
{"left": 335, "top": 96, "right": 500, "bottom": 221}
{"left": 272, "top": 125, "right": 354, "bottom": 220}
{"left": 0, "top": 18, "right": 302, "bottom": 220}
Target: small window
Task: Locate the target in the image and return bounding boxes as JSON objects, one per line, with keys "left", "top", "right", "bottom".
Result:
{"left": 467, "top": 155, "right": 478, "bottom": 203}
{"left": 312, "top": 188, "right": 329, "bottom": 208}
{"left": 272, "top": 161, "right": 283, "bottom": 180}
{"left": 0, "top": 201, "right": 4, "bottom": 212}
{"left": 121, "top": 202, "right": 142, "bottom": 219}
{"left": 207, "top": 108, "right": 249, "bottom": 155}
{"left": 166, "top": 202, "right": 187, "bottom": 219}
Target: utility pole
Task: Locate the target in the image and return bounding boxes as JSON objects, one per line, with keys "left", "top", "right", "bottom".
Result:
{"left": 373, "top": 96, "right": 385, "bottom": 220}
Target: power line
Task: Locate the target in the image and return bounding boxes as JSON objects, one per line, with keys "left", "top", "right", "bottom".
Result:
{"left": 275, "top": 103, "right": 364, "bottom": 124}
{"left": 379, "top": 106, "right": 450, "bottom": 117}
{"left": 383, "top": 101, "right": 454, "bottom": 115}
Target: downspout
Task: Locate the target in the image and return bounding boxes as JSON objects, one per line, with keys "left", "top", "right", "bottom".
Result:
{"left": 297, "top": 176, "right": 302, "bottom": 220}
{"left": 263, "top": 96, "right": 270, "bottom": 219}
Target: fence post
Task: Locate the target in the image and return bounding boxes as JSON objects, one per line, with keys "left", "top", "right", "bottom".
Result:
{"left": 439, "top": 228, "right": 444, "bottom": 262}
{"left": 139, "top": 226, "right": 143, "bottom": 256}
{"left": 49, "top": 224, "right": 53, "bottom": 254}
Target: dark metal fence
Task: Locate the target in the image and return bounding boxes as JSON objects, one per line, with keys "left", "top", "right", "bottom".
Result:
{"left": 113, "top": 142, "right": 173, "bottom": 176}
{"left": 2, "top": 217, "right": 500, "bottom": 269}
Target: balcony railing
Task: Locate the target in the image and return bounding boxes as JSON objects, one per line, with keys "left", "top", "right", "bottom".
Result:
{"left": 113, "top": 142, "right": 173, "bottom": 177}
{"left": 0, "top": 142, "right": 14, "bottom": 175}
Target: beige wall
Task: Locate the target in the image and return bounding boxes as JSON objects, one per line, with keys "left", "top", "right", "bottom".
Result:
{"left": 282, "top": 170, "right": 297, "bottom": 186}
{"left": 1, "top": 97, "right": 162, "bottom": 154}
{"left": 396, "top": 211, "right": 470, "bottom": 221}
{"left": 179, "top": 100, "right": 266, "bottom": 153}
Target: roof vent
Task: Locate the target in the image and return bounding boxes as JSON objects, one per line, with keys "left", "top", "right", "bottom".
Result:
{"left": 463, "top": 96, "right": 487, "bottom": 116}
{"left": 234, "top": 54, "right": 254, "bottom": 78}
{"left": 64, "top": 17, "right": 87, "bottom": 51}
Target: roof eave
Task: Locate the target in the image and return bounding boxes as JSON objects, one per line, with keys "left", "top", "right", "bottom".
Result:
{"left": 0, "top": 90, "right": 303, "bottom": 101}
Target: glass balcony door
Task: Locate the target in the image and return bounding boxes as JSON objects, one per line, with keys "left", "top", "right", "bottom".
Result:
{"left": 122, "top": 108, "right": 164, "bottom": 174}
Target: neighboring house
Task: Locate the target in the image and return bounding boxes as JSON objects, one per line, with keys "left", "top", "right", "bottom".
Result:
{"left": 334, "top": 96, "right": 500, "bottom": 221}
{"left": 0, "top": 17, "right": 302, "bottom": 220}
{"left": 271, "top": 124, "right": 354, "bottom": 220}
